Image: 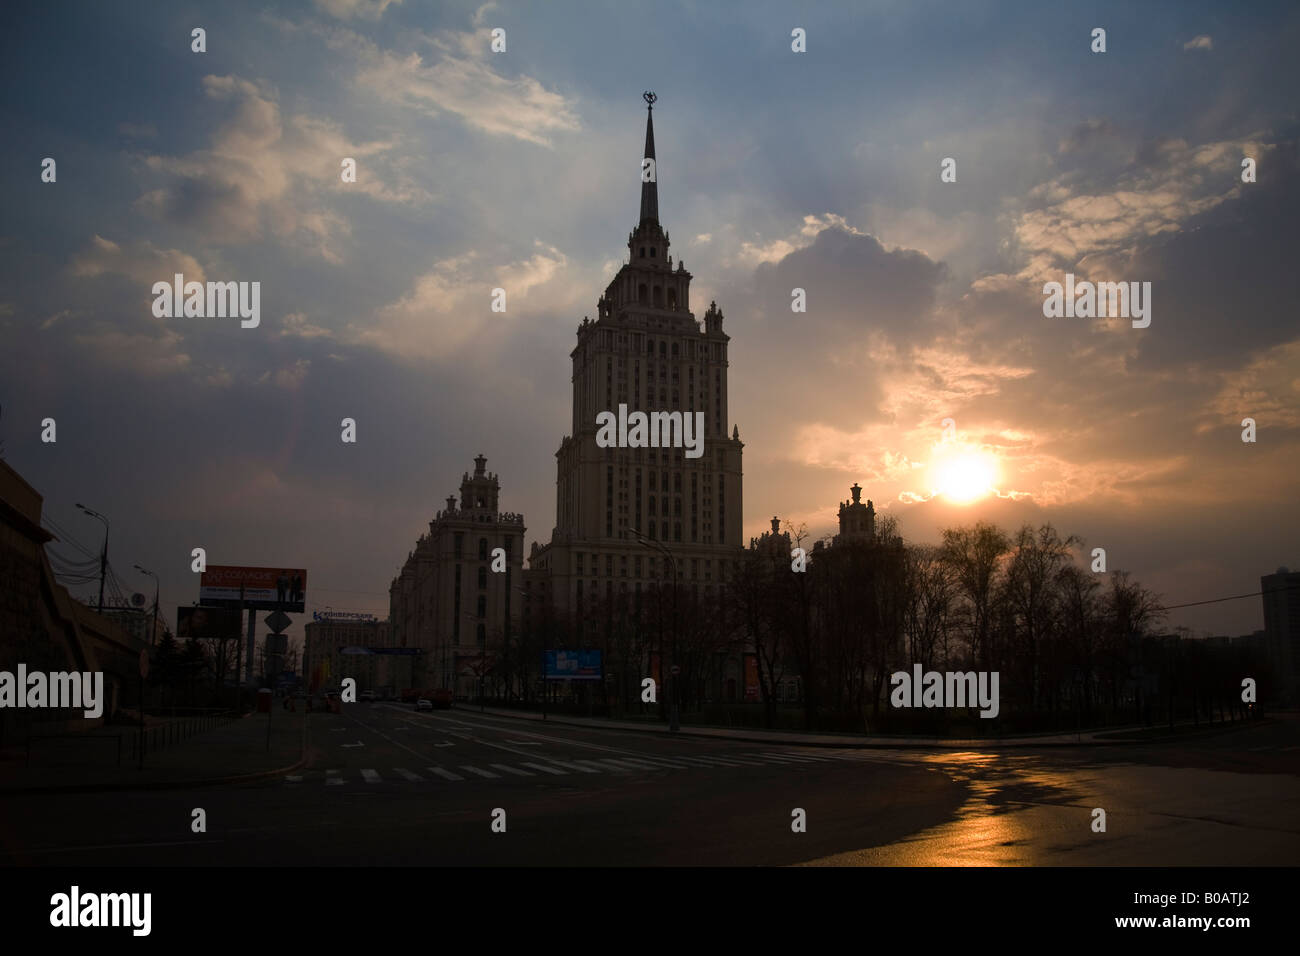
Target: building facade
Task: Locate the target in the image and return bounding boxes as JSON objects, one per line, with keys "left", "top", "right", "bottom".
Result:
{"left": 530, "top": 96, "right": 745, "bottom": 629}
{"left": 389, "top": 456, "right": 525, "bottom": 698}
{"left": 0, "top": 459, "right": 148, "bottom": 740}
{"left": 1261, "top": 566, "right": 1300, "bottom": 704}
{"left": 303, "top": 616, "right": 394, "bottom": 695}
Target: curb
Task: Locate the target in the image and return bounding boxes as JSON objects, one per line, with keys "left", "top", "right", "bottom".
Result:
{"left": 460, "top": 706, "right": 1270, "bottom": 750}
{"left": 0, "top": 710, "right": 310, "bottom": 796}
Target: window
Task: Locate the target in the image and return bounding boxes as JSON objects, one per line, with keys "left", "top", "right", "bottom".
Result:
{"left": 650, "top": 247, "right": 656, "bottom": 257}
{"left": 639, "top": 283, "right": 648, "bottom": 303}
{"left": 477, "top": 566, "right": 487, "bottom": 589}
{"left": 476, "top": 623, "right": 486, "bottom": 645}
{"left": 640, "top": 246, "right": 645, "bottom": 258}
{"left": 454, "top": 533, "right": 464, "bottom": 557}
{"left": 477, "top": 595, "right": 486, "bottom": 618}
{"left": 478, "top": 538, "right": 488, "bottom": 561}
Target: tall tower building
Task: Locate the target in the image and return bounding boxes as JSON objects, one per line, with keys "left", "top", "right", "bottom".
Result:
{"left": 531, "top": 93, "right": 744, "bottom": 621}
{"left": 390, "top": 455, "right": 525, "bottom": 697}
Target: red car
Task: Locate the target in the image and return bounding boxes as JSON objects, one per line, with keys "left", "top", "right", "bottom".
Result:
{"left": 431, "top": 689, "right": 453, "bottom": 709}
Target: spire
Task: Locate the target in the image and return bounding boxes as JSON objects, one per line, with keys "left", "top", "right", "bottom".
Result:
{"left": 639, "top": 91, "right": 658, "bottom": 225}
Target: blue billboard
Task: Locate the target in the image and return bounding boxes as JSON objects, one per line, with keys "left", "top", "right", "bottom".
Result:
{"left": 544, "top": 649, "right": 602, "bottom": 681}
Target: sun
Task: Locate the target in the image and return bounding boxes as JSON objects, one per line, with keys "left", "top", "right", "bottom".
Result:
{"left": 928, "top": 446, "right": 999, "bottom": 504}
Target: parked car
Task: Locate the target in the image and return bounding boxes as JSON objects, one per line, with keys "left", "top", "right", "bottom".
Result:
{"left": 359, "top": 691, "right": 375, "bottom": 703}
{"left": 414, "top": 698, "right": 433, "bottom": 711}
{"left": 431, "top": 689, "right": 453, "bottom": 709}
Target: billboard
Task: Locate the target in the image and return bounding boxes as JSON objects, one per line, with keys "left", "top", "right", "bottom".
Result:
{"left": 177, "top": 605, "right": 242, "bottom": 640}
{"left": 312, "top": 611, "right": 376, "bottom": 623}
{"left": 544, "top": 649, "right": 602, "bottom": 681}
{"left": 200, "top": 565, "right": 308, "bottom": 613}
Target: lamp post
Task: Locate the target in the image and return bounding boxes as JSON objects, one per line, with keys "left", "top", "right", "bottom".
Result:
{"left": 75, "top": 503, "right": 109, "bottom": 613}
{"left": 629, "top": 528, "right": 679, "bottom": 732}
{"left": 134, "top": 564, "right": 160, "bottom": 647}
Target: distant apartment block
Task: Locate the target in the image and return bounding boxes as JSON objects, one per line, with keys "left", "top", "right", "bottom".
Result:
{"left": 1261, "top": 566, "right": 1300, "bottom": 703}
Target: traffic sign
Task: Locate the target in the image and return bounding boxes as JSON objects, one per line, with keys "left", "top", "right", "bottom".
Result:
{"left": 139, "top": 648, "right": 150, "bottom": 679}
{"left": 265, "top": 610, "right": 292, "bottom": 633}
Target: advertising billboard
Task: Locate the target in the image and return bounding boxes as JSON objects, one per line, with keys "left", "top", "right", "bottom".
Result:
{"left": 200, "top": 565, "right": 308, "bottom": 613}
{"left": 544, "top": 649, "right": 602, "bottom": 681}
{"left": 177, "top": 605, "right": 242, "bottom": 640}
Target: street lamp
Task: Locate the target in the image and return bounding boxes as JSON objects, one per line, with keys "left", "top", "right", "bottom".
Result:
{"left": 134, "top": 565, "right": 160, "bottom": 647}
{"left": 75, "top": 503, "right": 109, "bottom": 613}
{"left": 629, "top": 527, "right": 679, "bottom": 732}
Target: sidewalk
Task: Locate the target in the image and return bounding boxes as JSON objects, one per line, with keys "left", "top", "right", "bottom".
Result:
{"left": 0, "top": 707, "right": 307, "bottom": 794}
{"left": 463, "top": 703, "right": 1265, "bottom": 749}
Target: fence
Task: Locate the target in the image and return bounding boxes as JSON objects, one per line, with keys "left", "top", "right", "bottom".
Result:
{"left": 25, "top": 709, "right": 235, "bottom": 767}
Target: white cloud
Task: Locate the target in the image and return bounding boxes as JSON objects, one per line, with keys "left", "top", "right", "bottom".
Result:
{"left": 135, "top": 75, "right": 421, "bottom": 261}
{"left": 70, "top": 235, "right": 206, "bottom": 287}
{"left": 313, "top": 0, "right": 402, "bottom": 21}
{"left": 1183, "top": 35, "right": 1213, "bottom": 51}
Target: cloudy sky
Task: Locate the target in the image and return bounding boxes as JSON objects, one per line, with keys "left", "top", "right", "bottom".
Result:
{"left": 2, "top": 0, "right": 1297, "bottom": 647}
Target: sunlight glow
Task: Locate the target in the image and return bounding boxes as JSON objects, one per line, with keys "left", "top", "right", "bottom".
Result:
{"left": 928, "top": 445, "right": 1000, "bottom": 504}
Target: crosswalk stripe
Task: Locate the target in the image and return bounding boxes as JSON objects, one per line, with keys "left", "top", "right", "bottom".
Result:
{"left": 461, "top": 765, "right": 500, "bottom": 778}
{"left": 542, "top": 759, "right": 600, "bottom": 774}
{"left": 491, "top": 764, "right": 534, "bottom": 776}
{"left": 285, "top": 775, "right": 302, "bottom": 783}
{"left": 519, "top": 762, "right": 568, "bottom": 775}
{"left": 589, "top": 759, "right": 642, "bottom": 771}
{"left": 753, "top": 753, "right": 801, "bottom": 763}
{"left": 663, "top": 755, "right": 716, "bottom": 766}
{"left": 393, "top": 767, "right": 424, "bottom": 782}
{"left": 613, "top": 758, "right": 667, "bottom": 770}
{"left": 772, "top": 752, "right": 829, "bottom": 762}
{"left": 326, "top": 769, "right": 344, "bottom": 785}
{"left": 713, "top": 755, "right": 765, "bottom": 766}
{"left": 695, "top": 755, "right": 749, "bottom": 766}
{"left": 571, "top": 760, "right": 615, "bottom": 772}
{"left": 427, "top": 766, "right": 464, "bottom": 781}
{"left": 360, "top": 769, "right": 382, "bottom": 783}
{"left": 625, "top": 756, "right": 690, "bottom": 769}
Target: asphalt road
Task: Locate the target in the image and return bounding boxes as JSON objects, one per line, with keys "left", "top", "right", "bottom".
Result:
{"left": 3, "top": 706, "right": 1297, "bottom": 866}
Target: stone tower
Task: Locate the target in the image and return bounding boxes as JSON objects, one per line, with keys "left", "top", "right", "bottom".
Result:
{"left": 532, "top": 93, "right": 745, "bottom": 621}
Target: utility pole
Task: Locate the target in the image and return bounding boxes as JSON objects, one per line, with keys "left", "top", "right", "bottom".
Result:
{"left": 135, "top": 565, "right": 160, "bottom": 647}
{"left": 76, "top": 503, "right": 109, "bottom": 614}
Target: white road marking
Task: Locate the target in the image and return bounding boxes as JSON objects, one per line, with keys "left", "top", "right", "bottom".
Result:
{"left": 285, "top": 775, "right": 303, "bottom": 782}
{"left": 491, "top": 764, "right": 534, "bottom": 776}
{"left": 393, "top": 767, "right": 424, "bottom": 782}
{"left": 543, "top": 759, "right": 600, "bottom": 774}
{"left": 360, "top": 769, "right": 382, "bottom": 783}
{"left": 461, "top": 765, "right": 500, "bottom": 778}
{"left": 427, "top": 766, "right": 464, "bottom": 781}
{"left": 326, "top": 769, "right": 344, "bottom": 786}
{"left": 519, "top": 762, "right": 568, "bottom": 775}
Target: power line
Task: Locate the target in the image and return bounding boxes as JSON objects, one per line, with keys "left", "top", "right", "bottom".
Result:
{"left": 1156, "top": 582, "right": 1300, "bottom": 612}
